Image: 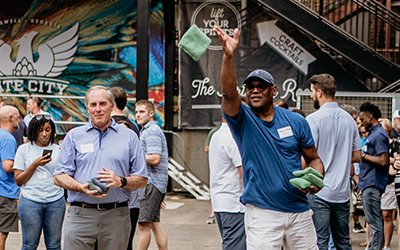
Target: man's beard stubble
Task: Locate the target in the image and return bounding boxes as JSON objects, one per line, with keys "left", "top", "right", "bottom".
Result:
{"left": 313, "top": 98, "right": 320, "bottom": 110}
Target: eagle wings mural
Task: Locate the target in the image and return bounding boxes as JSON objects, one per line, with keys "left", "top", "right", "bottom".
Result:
{"left": 0, "top": 22, "right": 79, "bottom": 77}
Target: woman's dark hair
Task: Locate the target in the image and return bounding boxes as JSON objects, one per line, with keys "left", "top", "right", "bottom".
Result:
{"left": 27, "top": 115, "right": 56, "bottom": 143}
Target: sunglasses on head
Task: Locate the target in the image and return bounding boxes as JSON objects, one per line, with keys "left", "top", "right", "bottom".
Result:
{"left": 244, "top": 82, "right": 272, "bottom": 93}
{"left": 35, "top": 114, "right": 51, "bottom": 121}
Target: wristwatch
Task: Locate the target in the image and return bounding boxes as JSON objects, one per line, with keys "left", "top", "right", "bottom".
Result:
{"left": 362, "top": 153, "right": 366, "bottom": 158}
{"left": 120, "top": 177, "right": 127, "bottom": 188}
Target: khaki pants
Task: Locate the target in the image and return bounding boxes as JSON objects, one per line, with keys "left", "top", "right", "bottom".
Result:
{"left": 64, "top": 205, "right": 131, "bottom": 250}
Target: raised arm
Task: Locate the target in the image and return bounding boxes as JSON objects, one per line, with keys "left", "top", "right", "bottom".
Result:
{"left": 213, "top": 26, "right": 241, "bottom": 118}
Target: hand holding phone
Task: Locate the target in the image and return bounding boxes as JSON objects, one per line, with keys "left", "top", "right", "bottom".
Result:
{"left": 42, "top": 150, "right": 53, "bottom": 159}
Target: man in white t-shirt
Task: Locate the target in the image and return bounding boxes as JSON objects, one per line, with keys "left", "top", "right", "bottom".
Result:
{"left": 209, "top": 116, "right": 245, "bottom": 250}
{"left": 306, "top": 74, "right": 361, "bottom": 250}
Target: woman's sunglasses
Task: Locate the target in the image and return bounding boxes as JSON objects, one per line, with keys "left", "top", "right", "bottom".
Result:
{"left": 35, "top": 114, "right": 51, "bottom": 121}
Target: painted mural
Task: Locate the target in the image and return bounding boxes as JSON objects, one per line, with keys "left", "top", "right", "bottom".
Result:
{"left": 0, "top": 0, "right": 165, "bottom": 134}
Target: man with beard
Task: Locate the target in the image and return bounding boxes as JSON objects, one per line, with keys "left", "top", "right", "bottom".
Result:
{"left": 0, "top": 106, "right": 21, "bottom": 250}
{"left": 213, "top": 26, "right": 324, "bottom": 249}
{"left": 306, "top": 74, "right": 361, "bottom": 250}
{"left": 358, "top": 102, "right": 389, "bottom": 250}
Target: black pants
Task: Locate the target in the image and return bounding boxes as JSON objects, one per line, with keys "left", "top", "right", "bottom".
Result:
{"left": 127, "top": 208, "right": 140, "bottom": 250}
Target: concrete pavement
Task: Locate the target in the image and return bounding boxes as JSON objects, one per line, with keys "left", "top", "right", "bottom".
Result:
{"left": 5, "top": 193, "right": 398, "bottom": 249}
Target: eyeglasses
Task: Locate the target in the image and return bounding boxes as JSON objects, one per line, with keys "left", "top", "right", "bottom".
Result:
{"left": 35, "top": 114, "right": 51, "bottom": 121}
{"left": 244, "top": 83, "right": 271, "bottom": 93}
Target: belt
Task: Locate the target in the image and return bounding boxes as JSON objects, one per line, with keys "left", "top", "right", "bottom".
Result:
{"left": 71, "top": 201, "right": 128, "bottom": 211}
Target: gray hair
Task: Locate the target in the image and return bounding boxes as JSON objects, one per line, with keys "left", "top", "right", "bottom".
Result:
{"left": 85, "top": 86, "right": 115, "bottom": 107}
{"left": 340, "top": 104, "right": 357, "bottom": 117}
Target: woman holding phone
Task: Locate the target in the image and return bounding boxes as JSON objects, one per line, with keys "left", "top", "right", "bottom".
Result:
{"left": 13, "top": 114, "right": 65, "bottom": 250}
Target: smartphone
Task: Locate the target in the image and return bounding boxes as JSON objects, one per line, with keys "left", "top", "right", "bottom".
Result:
{"left": 42, "top": 149, "right": 53, "bottom": 159}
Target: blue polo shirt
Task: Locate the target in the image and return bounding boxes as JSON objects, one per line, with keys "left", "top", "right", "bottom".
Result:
{"left": 139, "top": 121, "right": 169, "bottom": 194}
{"left": 54, "top": 119, "right": 147, "bottom": 204}
{"left": 0, "top": 129, "right": 19, "bottom": 199}
{"left": 358, "top": 123, "right": 389, "bottom": 192}
{"left": 224, "top": 104, "right": 315, "bottom": 213}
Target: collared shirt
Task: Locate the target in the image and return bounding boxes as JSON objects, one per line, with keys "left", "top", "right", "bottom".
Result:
{"left": 224, "top": 104, "right": 315, "bottom": 213}
{"left": 306, "top": 102, "right": 361, "bottom": 203}
{"left": 54, "top": 119, "right": 147, "bottom": 204}
{"left": 209, "top": 123, "right": 245, "bottom": 213}
{"left": 0, "top": 129, "right": 19, "bottom": 199}
{"left": 139, "top": 121, "right": 168, "bottom": 194}
{"left": 358, "top": 123, "right": 389, "bottom": 192}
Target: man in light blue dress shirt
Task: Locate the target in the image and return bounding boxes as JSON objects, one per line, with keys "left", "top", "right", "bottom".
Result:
{"left": 54, "top": 86, "right": 148, "bottom": 250}
{"left": 306, "top": 74, "right": 361, "bottom": 250}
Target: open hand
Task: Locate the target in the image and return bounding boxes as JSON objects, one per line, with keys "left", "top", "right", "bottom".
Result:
{"left": 213, "top": 26, "right": 239, "bottom": 57}
{"left": 97, "top": 167, "right": 121, "bottom": 188}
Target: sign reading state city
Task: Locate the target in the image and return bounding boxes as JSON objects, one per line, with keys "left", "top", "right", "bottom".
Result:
{"left": 0, "top": 22, "right": 78, "bottom": 95}
{"left": 0, "top": 0, "right": 166, "bottom": 134}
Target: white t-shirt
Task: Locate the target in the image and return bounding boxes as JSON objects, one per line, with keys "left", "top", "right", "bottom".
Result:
{"left": 13, "top": 142, "right": 63, "bottom": 203}
{"left": 209, "top": 123, "right": 245, "bottom": 213}
{"left": 306, "top": 102, "right": 361, "bottom": 203}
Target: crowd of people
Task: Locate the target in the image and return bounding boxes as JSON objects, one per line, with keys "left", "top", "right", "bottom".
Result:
{"left": 0, "top": 24, "right": 398, "bottom": 250}
{"left": 0, "top": 86, "right": 169, "bottom": 250}
{"left": 204, "top": 25, "right": 398, "bottom": 250}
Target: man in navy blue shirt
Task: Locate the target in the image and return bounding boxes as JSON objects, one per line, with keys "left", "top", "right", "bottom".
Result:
{"left": 213, "top": 26, "right": 324, "bottom": 249}
{"left": 358, "top": 102, "right": 389, "bottom": 250}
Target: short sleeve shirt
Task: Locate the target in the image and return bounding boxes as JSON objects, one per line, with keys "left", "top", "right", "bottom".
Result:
{"left": 224, "top": 104, "right": 315, "bottom": 213}
{"left": 13, "top": 142, "right": 63, "bottom": 202}
{"left": 358, "top": 123, "right": 389, "bottom": 192}
{"left": 0, "top": 129, "right": 19, "bottom": 199}
{"left": 139, "top": 121, "right": 169, "bottom": 194}
{"left": 209, "top": 123, "right": 245, "bottom": 213}
{"left": 54, "top": 120, "right": 147, "bottom": 204}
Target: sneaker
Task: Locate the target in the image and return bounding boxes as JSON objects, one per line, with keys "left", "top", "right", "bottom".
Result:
{"left": 383, "top": 247, "right": 390, "bottom": 250}
{"left": 206, "top": 215, "right": 215, "bottom": 224}
{"left": 353, "top": 222, "right": 366, "bottom": 233}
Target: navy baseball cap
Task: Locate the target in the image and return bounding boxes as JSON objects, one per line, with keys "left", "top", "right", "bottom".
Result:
{"left": 243, "top": 69, "right": 275, "bottom": 86}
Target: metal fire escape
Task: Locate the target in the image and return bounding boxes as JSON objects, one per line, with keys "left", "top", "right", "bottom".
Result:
{"left": 250, "top": 0, "right": 400, "bottom": 92}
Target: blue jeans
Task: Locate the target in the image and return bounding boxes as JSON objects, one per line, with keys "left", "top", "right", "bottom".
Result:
{"left": 19, "top": 196, "right": 66, "bottom": 250}
{"left": 215, "top": 212, "right": 246, "bottom": 250}
{"left": 308, "top": 195, "right": 351, "bottom": 250}
{"left": 362, "top": 187, "right": 384, "bottom": 250}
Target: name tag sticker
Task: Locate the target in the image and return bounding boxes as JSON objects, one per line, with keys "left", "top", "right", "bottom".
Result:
{"left": 277, "top": 126, "right": 293, "bottom": 139}
{"left": 80, "top": 143, "right": 94, "bottom": 153}
{"left": 37, "top": 172, "right": 47, "bottom": 179}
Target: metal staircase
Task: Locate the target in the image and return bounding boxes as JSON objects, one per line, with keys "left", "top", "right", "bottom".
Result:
{"left": 251, "top": 0, "right": 400, "bottom": 90}
{"left": 168, "top": 157, "right": 210, "bottom": 200}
